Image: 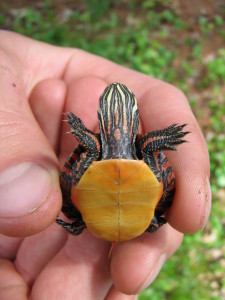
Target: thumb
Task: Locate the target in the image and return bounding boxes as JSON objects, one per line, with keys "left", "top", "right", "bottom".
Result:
{"left": 0, "top": 49, "right": 61, "bottom": 237}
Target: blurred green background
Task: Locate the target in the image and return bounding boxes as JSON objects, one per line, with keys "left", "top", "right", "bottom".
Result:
{"left": 1, "top": 0, "right": 224, "bottom": 299}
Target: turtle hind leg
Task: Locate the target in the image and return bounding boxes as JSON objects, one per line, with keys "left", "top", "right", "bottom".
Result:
{"left": 56, "top": 218, "right": 86, "bottom": 236}
{"left": 146, "top": 179, "right": 175, "bottom": 234}
{"left": 146, "top": 215, "right": 167, "bottom": 233}
{"left": 144, "top": 151, "right": 176, "bottom": 234}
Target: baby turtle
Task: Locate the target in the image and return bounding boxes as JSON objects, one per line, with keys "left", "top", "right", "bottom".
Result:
{"left": 57, "top": 83, "right": 189, "bottom": 242}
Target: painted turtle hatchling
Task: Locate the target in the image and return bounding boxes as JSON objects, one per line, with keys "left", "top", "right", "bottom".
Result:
{"left": 57, "top": 83, "right": 189, "bottom": 242}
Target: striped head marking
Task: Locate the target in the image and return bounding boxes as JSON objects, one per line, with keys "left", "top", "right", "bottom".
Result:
{"left": 98, "top": 83, "right": 139, "bottom": 159}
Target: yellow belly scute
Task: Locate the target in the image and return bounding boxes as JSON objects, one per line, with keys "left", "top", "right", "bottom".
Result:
{"left": 71, "top": 159, "right": 163, "bottom": 242}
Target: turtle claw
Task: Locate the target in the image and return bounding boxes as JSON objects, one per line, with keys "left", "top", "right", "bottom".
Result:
{"left": 62, "top": 112, "right": 75, "bottom": 123}
{"left": 66, "top": 112, "right": 80, "bottom": 122}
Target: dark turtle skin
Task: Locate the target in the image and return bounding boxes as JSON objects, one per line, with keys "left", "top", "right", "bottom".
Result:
{"left": 57, "top": 83, "right": 189, "bottom": 241}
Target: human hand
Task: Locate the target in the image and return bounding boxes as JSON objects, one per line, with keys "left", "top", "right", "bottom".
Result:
{"left": 0, "top": 30, "right": 211, "bottom": 299}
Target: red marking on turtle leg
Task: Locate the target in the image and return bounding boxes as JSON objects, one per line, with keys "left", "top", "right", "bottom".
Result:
{"left": 141, "top": 136, "right": 162, "bottom": 151}
{"left": 161, "top": 157, "right": 175, "bottom": 191}
{"left": 62, "top": 145, "right": 83, "bottom": 175}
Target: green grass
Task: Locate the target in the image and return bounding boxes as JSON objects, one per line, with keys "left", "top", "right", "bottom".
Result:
{"left": 1, "top": 1, "right": 225, "bottom": 298}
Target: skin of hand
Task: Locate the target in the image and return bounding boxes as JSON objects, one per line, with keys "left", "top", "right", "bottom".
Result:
{"left": 0, "top": 30, "right": 211, "bottom": 300}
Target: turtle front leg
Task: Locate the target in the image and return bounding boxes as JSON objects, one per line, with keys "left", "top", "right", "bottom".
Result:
{"left": 137, "top": 123, "right": 189, "bottom": 153}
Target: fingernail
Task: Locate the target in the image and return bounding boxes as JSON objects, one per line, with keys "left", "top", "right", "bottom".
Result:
{"left": 200, "top": 175, "right": 212, "bottom": 229}
{"left": 0, "top": 162, "right": 52, "bottom": 217}
{"left": 136, "top": 253, "right": 166, "bottom": 293}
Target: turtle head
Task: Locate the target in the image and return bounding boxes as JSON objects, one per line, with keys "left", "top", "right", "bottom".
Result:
{"left": 97, "top": 83, "right": 139, "bottom": 159}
